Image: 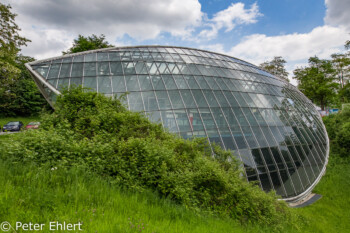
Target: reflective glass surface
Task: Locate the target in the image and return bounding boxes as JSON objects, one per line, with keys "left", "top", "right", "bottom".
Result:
{"left": 28, "top": 46, "right": 329, "bottom": 199}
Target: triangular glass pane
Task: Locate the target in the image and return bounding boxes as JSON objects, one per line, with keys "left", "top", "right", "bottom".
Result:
{"left": 125, "top": 75, "right": 140, "bottom": 91}
{"left": 179, "top": 90, "right": 196, "bottom": 108}
{"left": 171, "top": 64, "right": 180, "bottom": 74}
{"left": 194, "top": 76, "right": 210, "bottom": 89}
{"left": 123, "top": 62, "right": 136, "bottom": 75}
{"left": 183, "top": 75, "right": 199, "bottom": 89}
{"left": 138, "top": 75, "right": 153, "bottom": 91}
{"left": 155, "top": 91, "right": 172, "bottom": 110}
{"left": 173, "top": 75, "right": 188, "bottom": 89}
{"left": 135, "top": 62, "right": 147, "bottom": 74}
{"left": 121, "top": 51, "right": 131, "bottom": 60}
{"left": 168, "top": 90, "right": 185, "bottom": 109}
{"left": 187, "top": 64, "right": 201, "bottom": 75}
{"left": 192, "top": 90, "right": 208, "bottom": 108}
{"left": 158, "top": 63, "right": 167, "bottom": 73}
{"left": 148, "top": 63, "right": 159, "bottom": 75}
{"left": 162, "top": 75, "right": 177, "bottom": 90}
{"left": 204, "top": 77, "right": 220, "bottom": 90}
{"left": 151, "top": 75, "right": 165, "bottom": 90}
{"left": 111, "top": 75, "right": 126, "bottom": 92}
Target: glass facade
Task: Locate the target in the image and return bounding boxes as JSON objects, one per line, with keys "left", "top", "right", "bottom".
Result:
{"left": 26, "top": 46, "right": 329, "bottom": 201}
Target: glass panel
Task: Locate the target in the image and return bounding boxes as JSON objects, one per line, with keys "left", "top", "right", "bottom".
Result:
{"left": 59, "top": 63, "right": 71, "bottom": 78}
{"left": 199, "top": 108, "right": 216, "bottom": 130}
{"left": 223, "top": 91, "right": 240, "bottom": 107}
{"left": 142, "top": 91, "right": 158, "bottom": 111}
{"left": 97, "top": 52, "right": 109, "bottom": 61}
{"left": 72, "top": 63, "right": 84, "bottom": 77}
{"left": 174, "top": 110, "right": 192, "bottom": 132}
{"left": 98, "top": 76, "right": 112, "bottom": 94}
{"left": 125, "top": 75, "right": 140, "bottom": 91}
{"left": 213, "top": 91, "right": 230, "bottom": 107}
{"left": 151, "top": 75, "right": 166, "bottom": 90}
{"left": 111, "top": 76, "right": 126, "bottom": 92}
{"left": 192, "top": 90, "right": 208, "bottom": 107}
{"left": 180, "top": 90, "right": 196, "bottom": 108}
{"left": 168, "top": 90, "right": 185, "bottom": 109}
{"left": 138, "top": 75, "right": 153, "bottom": 91}
{"left": 97, "top": 62, "right": 110, "bottom": 75}
{"left": 162, "top": 74, "right": 178, "bottom": 90}
{"left": 57, "top": 78, "right": 69, "bottom": 89}
{"left": 135, "top": 62, "right": 148, "bottom": 74}
{"left": 155, "top": 91, "right": 172, "bottom": 110}
{"left": 70, "top": 77, "right": 82, "bottom": 87}
{"left": 123, "top": 62, "right": 136, "bottom": 75}
{"left": 83, "top": 77, "right": 97, "bottom": 91}
{"left": 251, "top": 126, "right": 269, "bottom": 147}
{"left": 241, "top": 126, "right": 258, "bottom": 148}
{"left": 128, "top": 92, "right": 144, "bottom": 111}
{"left": 194, "top": 76, "right": 210, "bottom": 89}
{"left": 47, "top": 64, "right": 60, "bottom": 79}
{"left": 204, "top": 77, "right": 220, "bottom": 90}
{"left": 110, "top": 62, "right": 123, "bottom": 75}
{"left": 183, "top": 75, "right": 200, "bottom": 89}
{"left": 202, "top": 90, "right": 219, "bottom": 107}
{"left": 173, "top": 75, "right": 189, "bottom": 89}
{"left": 187, "top": 109, "right": 204, "bottom": 131}
{"left": 84, "top": 62, "right": 96, "bottom": 76}
{"left": 84, "top": 53, "right": 96, "bottom": 62}
{"left": 109, "top": 52, "right": 120, "bottom": 61}
{"left": 161, "top": 110, "right": 178, "bottom": 132}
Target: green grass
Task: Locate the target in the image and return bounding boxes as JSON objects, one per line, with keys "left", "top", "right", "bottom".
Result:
{"left": 295, "top": 156, "right": 350, "bottom": 232}
{"left": 0, "top": 116, "right": 41, "bottom": 128}
{"left": 0, "top": 125, "right": 349, "bottom": 232}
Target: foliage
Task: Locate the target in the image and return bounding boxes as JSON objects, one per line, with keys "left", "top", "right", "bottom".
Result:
{"left": 294, "top": 56, "right": 338, "bottom": 110}
{"left": 331, "top": 53, "right": 350, "bottom": 89}
{"left": 63, "top": 34, "right": 114, "bottom": 54}
{"left": 2, "top": 87, "right": 294, "bottom": 228}
{"left": 0, "top": 3, "right": 48, "bottom": 117}
{"left": 259, "top": 56, "right": 289, "bottom": 82}
{"left": 322, "top": 106, "right": 350, "bottom": 157}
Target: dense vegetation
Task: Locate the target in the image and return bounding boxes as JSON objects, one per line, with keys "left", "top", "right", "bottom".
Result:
{"left": 322, "top": 106, "right": 350, "bottom": 157}
{"left": 0, "top": 3, "right": 49, "bottom": 117}
{"left": 0, "top": 87, "right": 296, "bottom": 230}
{"left": 1, "top": 132, "right": 349, "bottom": 233}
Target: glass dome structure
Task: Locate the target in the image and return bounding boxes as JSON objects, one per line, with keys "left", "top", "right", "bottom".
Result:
{"left": 26, "top": 46, "right": 329, "bottom": 202}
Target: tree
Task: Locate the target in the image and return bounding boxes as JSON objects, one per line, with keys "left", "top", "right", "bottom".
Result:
{"left": 0, "top": 3, "right": 48, "bottom": 116}
{"left": 331, "top": 53, "right": 350, "bottom": 88}
{"left": 259, "top": 56, "right": 289, "bottom": 82}
{"left": 293, "top": 56, "right": 338, "bottom": 110}
{"left": 63, "top": 34, "right": 113, "bottom": 54}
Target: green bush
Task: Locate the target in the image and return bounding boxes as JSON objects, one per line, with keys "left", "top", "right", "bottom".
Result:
{"left": 323, "top": 106, "right": 350, "bottom": 157}
{"left": 1, "top": 87, "right": 294, "bottom": 228}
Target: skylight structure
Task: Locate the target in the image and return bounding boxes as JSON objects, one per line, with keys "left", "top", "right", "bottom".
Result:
{"left": 26, "top": 46, "right": 329, "bottom": 202}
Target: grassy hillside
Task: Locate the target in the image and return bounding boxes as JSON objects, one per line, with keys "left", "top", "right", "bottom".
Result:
{"left": 1, "top": 132, "right": 349, "bottom": 232}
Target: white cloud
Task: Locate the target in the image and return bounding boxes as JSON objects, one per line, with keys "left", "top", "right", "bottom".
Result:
{"left": 199, "top": 43, "right": 225, "bottom": 54}
{"left": 229, "top": 25, "right": 347, "bottom": 65}
{"left": 4, "top": 0, "right": 203, "bottom": 58}
{"left": 324, "top": 0, "right": 350, "bottom": 29}
{"left": 199, "top": 2, "right": 261, "bottom": 40}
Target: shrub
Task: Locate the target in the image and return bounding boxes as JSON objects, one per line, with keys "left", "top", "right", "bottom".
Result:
{"left": 323, "top": 106, "right": 350, "bottom": 157}
{"left": 2, "top": 87, "right": 294, "bottom": 228}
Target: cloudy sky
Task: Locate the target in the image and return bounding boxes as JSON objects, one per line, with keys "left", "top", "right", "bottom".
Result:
{"left": 4, "top": 0, "right": 350, "bottom": 84}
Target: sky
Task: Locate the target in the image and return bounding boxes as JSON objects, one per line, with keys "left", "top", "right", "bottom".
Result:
{"left": 4, "top": 0, "right": 350, "bottom": 85}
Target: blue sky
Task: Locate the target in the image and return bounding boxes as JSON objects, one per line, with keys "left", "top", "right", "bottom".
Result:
{"left": 5, "top": 0, "right": 350, "bottom": 84}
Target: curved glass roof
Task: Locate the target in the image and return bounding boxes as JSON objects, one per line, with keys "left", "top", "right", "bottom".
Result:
{"left": 26, "top": 46, "right": 329, "bottom": 201}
